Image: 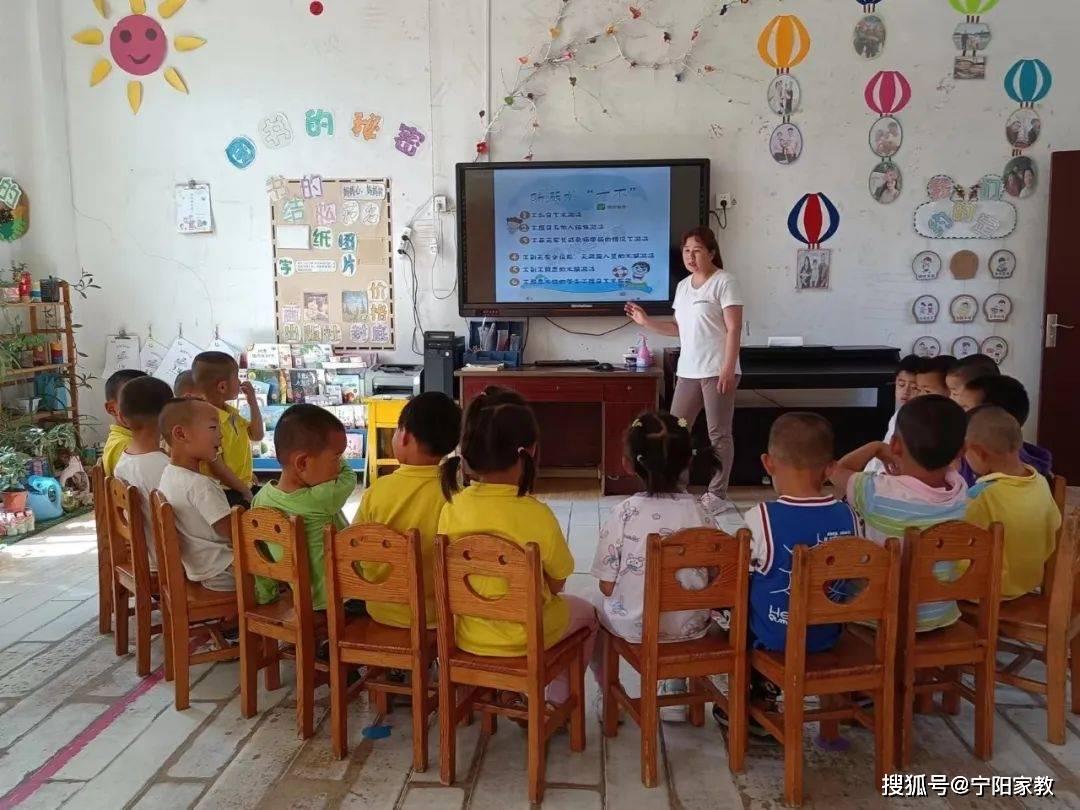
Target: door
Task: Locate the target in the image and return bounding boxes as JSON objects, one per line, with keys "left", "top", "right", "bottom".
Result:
{"left": 1038, "top": 151, "right": 1080, "bottom": 481}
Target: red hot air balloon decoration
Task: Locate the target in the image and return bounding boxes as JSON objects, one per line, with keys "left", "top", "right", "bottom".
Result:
{"left": 788, "top": 193, "right": 840, "bottom": 290}
{"left": 865, "top": 70, "right": 910, "bottom": 205}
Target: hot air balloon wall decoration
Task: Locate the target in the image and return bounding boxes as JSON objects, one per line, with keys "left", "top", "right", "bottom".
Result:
{"left": 1002, "top": 59, "right": 1051, "bottom": 199}
{"left": 758, "top": 15, "right": 810, "bottom": 166}
{"left": 789, "top": 193, "right": 839, "bottom": 291}
{"left": 865, "top": 71, "right": 910, "bottom": 205}
{"left": 950, "top": 0, "right": 997, "bottom": 80}
{"left": 854, "top": 0, "right": 886, "bottom": 59}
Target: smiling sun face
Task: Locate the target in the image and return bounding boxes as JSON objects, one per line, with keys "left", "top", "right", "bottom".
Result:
{"left": 72, "top": 0, "right": 205, "bottom": 114}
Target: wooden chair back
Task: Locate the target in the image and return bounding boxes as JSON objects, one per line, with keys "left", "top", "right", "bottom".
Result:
{"left": 325, "top": 523, "right": 427, "bottom": 647}
{"left": 642, "top": 527, "right": 751, "bottom": 650}
{"left": 1048, "top": 508, "right": 1080, "bottom": 628}
{"left": 787, "top": 537, "right": 902, "bottom": 669}
{"left": 433, "top": 534, "right": 544, "bottom": 659}
{"left": 231, "top": 507, "right": 307, "bottom": 614}
{"left": 150, "top": 490, "right": 188, "bottom": 629}
{"left": 1040, "top": 475, "right": 1069, "bottom": 591}
{"left": 92, "top": 462, "right": 112, "bottom": 634}
{"left": 105, "top": 476, "right": 153, "bottom": 593}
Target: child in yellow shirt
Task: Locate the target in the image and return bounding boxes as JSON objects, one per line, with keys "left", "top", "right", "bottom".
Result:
{"left": 192, "top": 352, "right": 264, "bottom": 506}
{"left": 101, "top": 369, "right": 147, "bottom": 475}
{"left": 964, "top": 406, "right": 1061, "bottom": 599}
{"left": 354, "top": 391, "right": 461, "bottom": 628}
{"left": 438, "top": 386, "right": 597, "bottom": 705}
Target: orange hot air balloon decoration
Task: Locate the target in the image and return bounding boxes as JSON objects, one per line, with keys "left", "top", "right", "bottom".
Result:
{"left": 758, "top": 15, "right": 811, "bottom": 73}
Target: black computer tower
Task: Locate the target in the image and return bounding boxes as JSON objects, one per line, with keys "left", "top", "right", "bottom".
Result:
{"left": 423, "top": 331, "right": 465, "bottom": 398}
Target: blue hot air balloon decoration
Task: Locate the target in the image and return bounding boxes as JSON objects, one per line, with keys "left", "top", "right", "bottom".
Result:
{"left": 1004, "top": 59, "right": 1052, "bottom": 105}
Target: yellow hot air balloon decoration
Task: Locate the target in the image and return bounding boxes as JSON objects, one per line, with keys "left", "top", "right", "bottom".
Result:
{"left": 758, "top": 15, "right": 811, "bottom": 72}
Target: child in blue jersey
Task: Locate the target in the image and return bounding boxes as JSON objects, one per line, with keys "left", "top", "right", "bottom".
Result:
{"left": 716, "top": 412, "right": 857, "bottom": 729}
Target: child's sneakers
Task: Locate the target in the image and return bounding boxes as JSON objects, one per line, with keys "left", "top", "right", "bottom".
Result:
{"left": 700, "top": 493, "right": 746, "bottom": 534}
{"left": 658, "top": 678, "right": 688, "bottom": 722}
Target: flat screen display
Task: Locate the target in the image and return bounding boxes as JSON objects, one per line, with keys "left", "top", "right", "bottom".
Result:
{"left": 457, "top": 159, "right": 709, "bottom": 317}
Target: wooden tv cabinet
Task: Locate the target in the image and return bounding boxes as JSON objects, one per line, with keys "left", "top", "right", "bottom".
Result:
{"left": 456, "top": 367, "right": 662, "bottom": 495}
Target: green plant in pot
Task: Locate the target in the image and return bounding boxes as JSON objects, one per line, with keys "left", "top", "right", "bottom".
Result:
{"left": 21, "top": 423, "right": 77, "bottom": 475}
{"left": 0, "top": 448, "right": 32, "bottom": 511}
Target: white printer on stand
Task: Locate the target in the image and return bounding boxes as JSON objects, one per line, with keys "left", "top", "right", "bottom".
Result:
{"left": 366, "top": 364, "right": 423, "bottom": 397}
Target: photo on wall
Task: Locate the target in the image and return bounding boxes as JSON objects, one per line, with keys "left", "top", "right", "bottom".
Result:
{"left": 796, "top": 249, "right": 830, "bottom": 290}
{"left": 303, "top": 292, "right": 330, "bottom": 322}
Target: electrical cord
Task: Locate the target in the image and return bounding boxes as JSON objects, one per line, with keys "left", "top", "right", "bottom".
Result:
{"left": 710, "top": 206, "right": 727, "bottom": 230}
{"left": 404, "top": 243, "right": 425, "bottom": 356}
{"left": 542, "top": 317, "right": 633, "bottom": 337}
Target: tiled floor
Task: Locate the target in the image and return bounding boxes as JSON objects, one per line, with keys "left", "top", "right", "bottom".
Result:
{"left": 0, "top": 482, "right": 1078, "bottom": 809}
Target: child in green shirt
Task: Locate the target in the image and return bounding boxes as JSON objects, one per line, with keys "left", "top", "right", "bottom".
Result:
{"left": 253, "top": 404, "right": 358, "bottom": 610}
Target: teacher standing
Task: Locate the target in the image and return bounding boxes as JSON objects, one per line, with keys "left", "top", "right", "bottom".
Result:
{"left": 625, "top": 226, "right": 743, "bottom": 515}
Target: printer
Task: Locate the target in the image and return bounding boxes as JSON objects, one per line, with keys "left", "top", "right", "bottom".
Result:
{"left": 366, "top": 363, "right": 423, "bottom": 397}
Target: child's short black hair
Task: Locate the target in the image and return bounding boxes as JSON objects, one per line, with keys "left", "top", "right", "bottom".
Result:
{"left": 192, "top": 351, "right": 239, "bottom": 390}
{"left": 918, "top": 355, "right": 955, "bottom": 376}
{"left": 625, "top": 411, "right": 693, "bottom": 495}
{"left": 159, "top": 397, "right": 210, "bottom": 444}
{"left": 174, "top": 370, "right": 196, "bottom": 397}
{"left": 119, "top": 376, "right": 176, "bottom": 431}
{"left": 274, "top": 404, "right": 346, "bottom": 464}
{"left": 964, "top": 375, "right": 1029, "bottom": 425}
{"left": 946, "top": 353, "right": 1000, "bottom": 386}
{"left": 896, "top": 395, "right": 967, "bottom": 471}
{"left": 897, "top": 354, "right": 921, "bottom": 374}
{"left": 105, "top": 369, "right": 148, "bottom": 402}
{"left": 398, "top": 392, "right": 461, "bottom": 457}
{"left": 966, "top": 405, "right": 1022, "bottom": 455}
{"left": 767, "top": 412, "right": 835, "bottom": 469}
{"left": 441, "top": 386, "right": 538, "bottom": 499}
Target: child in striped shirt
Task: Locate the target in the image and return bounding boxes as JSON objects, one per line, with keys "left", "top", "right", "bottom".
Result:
{"left": 831, "top": 395, "right": 970, "bottom": 632}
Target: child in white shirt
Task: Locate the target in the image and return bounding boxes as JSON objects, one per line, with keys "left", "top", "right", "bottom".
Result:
{"left": 157, "top": 398, "right": 235, "bottom": 591}
{"left": 591, "top": 411, "right": 713, "bottom": 722}
{"left": 113, "top": 376, "right": 175, "bottom": 570}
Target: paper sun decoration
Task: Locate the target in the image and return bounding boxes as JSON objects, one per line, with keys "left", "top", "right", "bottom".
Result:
{"left": 72, "top": 0, "right": 205, "bottom": 114}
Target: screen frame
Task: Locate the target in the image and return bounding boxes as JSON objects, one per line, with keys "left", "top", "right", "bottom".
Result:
{"left": 456, "top": 157, "right": 710, "bottom": 318}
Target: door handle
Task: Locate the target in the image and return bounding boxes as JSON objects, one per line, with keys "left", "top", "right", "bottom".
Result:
{"left": 1046, "top": 313, "right": 1075, "bottom": 348}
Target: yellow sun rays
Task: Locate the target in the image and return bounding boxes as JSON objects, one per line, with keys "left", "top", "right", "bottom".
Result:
{"left": 72, "top": 0, "right": 204, "bottom": 114}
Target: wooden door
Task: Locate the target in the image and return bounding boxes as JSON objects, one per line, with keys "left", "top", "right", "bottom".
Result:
{"left": 1039, "top": 151, "right": 1080, "bottom": 481}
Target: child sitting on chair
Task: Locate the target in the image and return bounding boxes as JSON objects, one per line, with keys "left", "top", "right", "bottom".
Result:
{"left": 157, "top": 398, "right": 236, "bottom": 591}
{"left": 354, "top": 391, "right": 461, "bottom": 628}
{"left": 590, "top": 411, "right": 714, "bottom": 723}
{"left": 252, "top": 404, "right": 358, "bottom": 611}
{"left": 945, "top": 353, "right": 999, "bottom": 404}
{"left": 866, "top": 354, "right": 920, "bottom": 473}
{"left": 832, "top": 395, "right": 969, "bottom": 632}
{"left": 114, "top": 376, "right": 175, "bottom": 570}
{"left": 964, "top": 406, "right": 1061, "bottom": 599}
{"left": 438, "top": 386, "right": 596, "bottom": 706}
{"left": 102, "top": 369, "right": 148, "bottom": 475}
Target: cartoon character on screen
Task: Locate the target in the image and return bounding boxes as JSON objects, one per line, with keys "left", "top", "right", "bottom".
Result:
{"left": 611, "top": 265, "right": 629, "bottom": 286}
{"left": 631, "top": 261, "right": 651, "bottom": 282}
{"left": 505, "top": 216, "right": 526, "bottom": 234}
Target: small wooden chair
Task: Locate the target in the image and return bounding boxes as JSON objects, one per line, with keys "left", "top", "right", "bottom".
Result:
{"left": 150, "top": 491, "right": 240, "bottom": 710}
{"left": 433, "top": 534, "right": 590, "bottom": 804}
{"left": 982, "top": 478, "right": 1079, "bottom": 745}
{"left": 898, "top": 521, "right": 1003, "bottom": 766}
{"left": 750, "top": 537, "right": 901, "bottom": 807}
{"left": 104, "top": 476, "right": 166, "bottom": 677}
{"left": 92, "top": 463, "right": 113, "bottom": 634}
{"left": 324, "top": 523, "right": 438, "bottom": 766}
{"left": 601, "top": 527, "right": 751, "bottom": 787}
{"left": 232, "top": 506, "right": 327, "bottom": 739}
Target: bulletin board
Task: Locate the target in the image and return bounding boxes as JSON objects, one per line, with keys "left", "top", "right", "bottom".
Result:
{"left": 270, "top": 177, "right": 394, "bottom": 349}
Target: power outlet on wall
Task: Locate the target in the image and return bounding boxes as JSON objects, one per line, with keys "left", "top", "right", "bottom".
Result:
{"left": 434, "top": 195, "right": 449, "bottom": 213}
{"left": 714, "top": 193, "right": 735, "bottom": 209}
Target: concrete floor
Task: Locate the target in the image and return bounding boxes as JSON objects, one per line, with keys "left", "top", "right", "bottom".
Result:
{"left": 0, "top": 482, "right": 1077, "bottom": 809}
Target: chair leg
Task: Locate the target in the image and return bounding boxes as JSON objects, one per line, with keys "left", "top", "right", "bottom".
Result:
{"left": 527, "top": 686, "right": 547, "bottom": 804}
{"left": 640, "top": 674, "right": 659, "bottom": 788}
{"left": 819, "top": 694, "right": 840, "bottom": 743}
{"left": 330, "top": 655, "right": 348, "bottom": 760}
{"left": 439, "top": 674, "right": 457, "bottom": 786}
{"left": 375, "top": 683, "right": 391, "bottom": 716}
{"left": 1046, "top": 638, "right": 1067, "bottom": 745}
{"left": 134, "top": 590, "right": 152, "bottom": 677}
{"left": 688, "top": 677, "right": 705, "bottom": 728}
{"left": 876, "top": 686, "right": 895, "bottom": 793}
{"left": 239, "top": 628, "right": 259, "bottom": 718}
{"left": 481, "top": 708, "right": 497, "bottom": 735}
{"left": 602, "top": 632, "right": 619, "bottom": 739}
{"left": 783, "top": 686, "right": 805, "bottom": 807}
{"left": 569, "top": 646, "right": 586, "bottom": 752}
{"left": 263, "top": 637, "right": 282, "bottom": 691}
{"left": 727, "top": 663, "right": 748, "bottom": 774}
{"left": 942, "top": 667, "right": 961, "bottom": 715}
{"left": 1071, "top": 633, "right": 1080, "bottom": 715}
{"left": 899, "top": 672, "right": 914, "bottom": 768}
{"left": 97, "top": 544, "right": 112, "bottom": 634}
{"left": 161, "top": 602, "right": 174, "bottom": 682}
{"left": 973, "top": 655, "right": 995, "bottom": 760}
{"left": 173, "top": 618, "right": 190, "bottom": 712}
{"left": 113, "top": 581, "right": 128, "bottom": 657}
{"left": 411, "top": 665, "right": 430, "bottom": 772}
{"left": 295, "top": 634, "right": 315, "bottom": 740}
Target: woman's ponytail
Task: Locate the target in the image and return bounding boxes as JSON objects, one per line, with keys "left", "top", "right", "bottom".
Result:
{"left": 440, "top": 455, "right": 463, "bottom": 500}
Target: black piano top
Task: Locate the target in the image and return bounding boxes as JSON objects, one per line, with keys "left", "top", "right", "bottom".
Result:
{"left": 738, "top": 345, "right": 900, "bottom": 390}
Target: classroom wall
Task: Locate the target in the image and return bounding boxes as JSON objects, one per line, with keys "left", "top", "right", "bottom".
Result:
{"left": 20, "top": 0, "right": 1080, "bottom": 438}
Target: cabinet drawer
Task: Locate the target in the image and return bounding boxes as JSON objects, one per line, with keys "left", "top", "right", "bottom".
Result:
{"left": 603, "top": 379, "right": 657, "bottom": 404}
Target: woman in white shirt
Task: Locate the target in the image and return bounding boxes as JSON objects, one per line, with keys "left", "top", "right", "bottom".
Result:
{"left": 625, "top": 226, "right": 744, "bottom": 514}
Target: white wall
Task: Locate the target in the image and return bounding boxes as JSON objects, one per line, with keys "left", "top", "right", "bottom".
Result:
{"left": 20, "top": 0, "right": 1080, "bottom": 438}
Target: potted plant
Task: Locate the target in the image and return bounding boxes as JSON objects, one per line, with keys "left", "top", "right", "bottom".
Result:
{"left": 23, "top": 423, "right": 77, "bottom": 475}
{"left": 0, "top": 263, "right": 21, "bottom": 304}
{"left": 0, "top": 448, "right": 32, "bottom": 511}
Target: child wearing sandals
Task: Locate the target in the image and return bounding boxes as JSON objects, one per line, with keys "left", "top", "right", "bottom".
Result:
{"left": 590, "top": 412, "right": 715, "bottom": 722}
